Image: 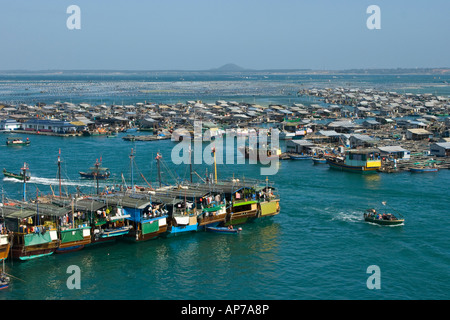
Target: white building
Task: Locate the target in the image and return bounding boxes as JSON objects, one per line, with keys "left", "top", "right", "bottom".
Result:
{"left": 0, "top": 119, "right": 21, "bottom": 131}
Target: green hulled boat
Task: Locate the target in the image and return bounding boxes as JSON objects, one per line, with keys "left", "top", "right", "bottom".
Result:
{"left": 6, "top": 137, "right": 30, "bottom": 146}
{"left": 3, "top": 168, "right": 30, "bottom": 181}
{"left": 364, "top": 208, "right": 404, "bottom": 226}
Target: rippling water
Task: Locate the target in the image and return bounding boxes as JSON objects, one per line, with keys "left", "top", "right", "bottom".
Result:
{"left": 1, "top": 74, "right": 450, "bottom": 300}
{"left": 1, "top": 134, "right": 449, "bottom": 300}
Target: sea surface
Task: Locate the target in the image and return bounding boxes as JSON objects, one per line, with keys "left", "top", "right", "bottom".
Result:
{"left": 0, "top": 73, "right": 450, "bottom": 300}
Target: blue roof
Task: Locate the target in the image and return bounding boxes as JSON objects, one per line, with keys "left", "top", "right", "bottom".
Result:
{"left": 25, "top": 119, "right": 75, "bottom": 127}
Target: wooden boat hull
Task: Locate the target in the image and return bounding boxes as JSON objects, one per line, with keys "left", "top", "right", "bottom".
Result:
{"left": 0, "top": 275, "right": 10, "bottom": 290}
{"left": 224, "top": 211, "right": 257, "bottom": 226}
{"left": 6, "top": 141, "right": 30, "bottom": 147}
{"left": 126, "top": 226, "right": 168, "bottom": 241}
{"left": 166, "top": 224, "right": 198, "bottom": 236}
{"left": 55, "top": 244, "right": 85, "bottom": 253}
{"left": 79, "top": 172, "right": 110, "bottom": 179}
{"left": 327, "top": 158, "right": 379, "bottom": 174}
{"left": 364, "top": 217, "right": 404, "bottom": 226}
{"left": 225, "top": 200, "right": 258, "bottom": 225}
{"left": 56, "top": 227, "right": 91, "bottom": 254}
{"left": 289, "top": 154, "right": 312, "bottom": 160}
{"left": 409, "top": 167, "right": 439, "bottom": 173}
{"left": 124, "top": 217, "right": 168, "bottom": 242}
{"left": 89, "top": 225, "right": 132, "bottom": 245}
{"left": 12, "top": 244, "right": 58, "bottom": 261}
{"left": 11, "top": 231, "right": 59, "bottom": 260}
{"left": 257, "top": 199, "right": 280, "bottom": 218}
{"left": 1, "top": 235, "right": 10, "bottom": 260}
{"left": 312, "top": 158, "right": 327, "bottom": 164}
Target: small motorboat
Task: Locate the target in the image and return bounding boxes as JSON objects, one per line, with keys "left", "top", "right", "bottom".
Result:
{"left": 206, "top": 226, "right": 242, "bottom": 234}
{"left": 409, "top": 166, "right": 439, "bottom": 173}
{"left": 6, "top": 137, "right": 30, "bottom": 146}
{"left": 312, "top": 157, "right": 327, "bottom": 164}
{"left": 364, "top": 208, "right": 404, "bottom": 226}
{"left": 289, "top": 153, "right": 312, "bottom": 160}
{"left": 3, "top": 168, "right": 31, "bottom": 181}
{"left": 0, "top": 272, "right": 10, "bottom": 290}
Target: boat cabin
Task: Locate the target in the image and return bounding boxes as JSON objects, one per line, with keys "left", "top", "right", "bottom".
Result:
{"left": 345, "top": 149, "right": 381, "bottom": 169}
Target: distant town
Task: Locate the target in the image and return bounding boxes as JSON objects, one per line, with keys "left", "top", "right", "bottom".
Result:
{"left": 1, "top": 84, "right": 450, "bottom": 172}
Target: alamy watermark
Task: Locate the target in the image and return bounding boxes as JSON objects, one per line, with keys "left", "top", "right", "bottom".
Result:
{"left": 366, "top": 265, "right": 381, "bottom": 290}
{"left": 66, "top": 265, "right": 81, "bottom": 289}
{"left": 366, "top": 5, "right": 381, "bottom": 30}
{"left": 171, "top": 121, "right": 280, "bottom": 176}
{"left": 66, "top": 5, "right": 81, "bottom": 30}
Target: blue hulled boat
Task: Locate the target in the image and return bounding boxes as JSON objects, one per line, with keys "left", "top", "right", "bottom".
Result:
{"left": 206, "top": 226, "right": 242, "bottom": 234}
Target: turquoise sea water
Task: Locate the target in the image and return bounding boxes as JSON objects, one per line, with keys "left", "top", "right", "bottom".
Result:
{"left": 1, "top": 74, "right": 450, "bottom": 301}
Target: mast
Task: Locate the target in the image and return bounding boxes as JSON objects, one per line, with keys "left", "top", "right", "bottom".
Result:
{"left": 130, "top": 149, "right": 135, "bottom": 194}
{"left": 21, "top": 162, "right": 28, "bottom": 201}
{"left": 212, "top": 147, "right": 217, "bottom": 184}
{"left": 156, "top": 153, "right": 162, "bottom": 188}
{"left": 95, "top": 158, "right": 100, "bottom": 195}
{"left": 189, "top": 145, "right": 193, "bottom": 183}
{"left": 58, "top": 149, "right": 62, "bottom": 197}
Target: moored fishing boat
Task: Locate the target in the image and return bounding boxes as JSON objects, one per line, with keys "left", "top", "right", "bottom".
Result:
{"left": 2, "top": 202, "right": 62, "bottom": 260}
{"left": 56, "top": 226, "right": 91, "bottom": 253}
{"left": 255, "top": 184, "right": 281, "bottom": 218}
{"left": 79, "top": 158, "right": 110, "bottom": 180}
{"left": 327, "top": 149, "right": 381, "bottom": 173}
{"left": 11, "top": 227, "right": 59, "bottom": 261}
{"left": 197, "top": 203, "right": 227, "bottom": 229}
{"left": 0, "top": 228, "right": 10, "bottom": 289}
{"left": 88, "top": 204, "right": 133, "bottom": 244}
{"left": 164, "top": 196, "right": 199, "bottom": 236}
{"left": 167, "top": 214, "right": 198, "bottom": 235}
{"left": 288, "top": 153, "right": 312, "bottom": 160}
{"left": 0, "top": 234, "right": 10, "bottom": 261}
{"left": 226, "top": 198, "right": 258, "bottom": 226}
{"left": 0, "top": 266, "right": 9, "bottom": 290}
{"left": 97, "top": 194, "right": 168, "bottom": 242}
{"left": 312, "top": 157, "right": 327, "bottom": 164}
{"left": 409, "top": 166, "right": 439, "bottom": 173}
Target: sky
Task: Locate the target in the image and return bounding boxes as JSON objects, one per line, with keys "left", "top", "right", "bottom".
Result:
{"left": 0, "top": 0, "right": 449, "bottom": 70}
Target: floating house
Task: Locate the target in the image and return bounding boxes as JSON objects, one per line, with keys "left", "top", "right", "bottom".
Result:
{"left": 378, "top": 146, "right": 411, "bottom": 161}
{"left": 23, "top": 119, "right": 78, "bottom": 134}
{"left": 405, "top": 128, "right": 433, "bottom": 140}
{"left": 349, "top": 134, "right": 379, "bottom": 148}
{"left": 286, "top": 139, "right": 316, "bottom": 155}
{"left": 430, "top": 142, "right": 450, "bottom": 157}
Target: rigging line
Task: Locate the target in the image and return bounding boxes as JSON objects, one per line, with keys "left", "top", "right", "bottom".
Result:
{"left": 160, "top": 157, "right": 178, "bottom": 185}
{"left": 140, "top": 173, "right": 152, "bottom": 188}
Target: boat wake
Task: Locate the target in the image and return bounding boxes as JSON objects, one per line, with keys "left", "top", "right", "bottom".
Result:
{"left": 331, "top": 210, "right": 362, "bottom": 223}
{"left": 3, "top": 176, "right": 103, "bottom": 188}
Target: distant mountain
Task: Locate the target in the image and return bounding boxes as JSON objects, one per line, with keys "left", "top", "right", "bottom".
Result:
{"left": 210, "top": 63, "right": 247, "bottom": 72}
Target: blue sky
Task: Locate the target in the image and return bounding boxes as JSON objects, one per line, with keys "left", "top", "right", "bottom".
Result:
{"left": 0, "top": 0, "right": 448, "bottom": 70}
